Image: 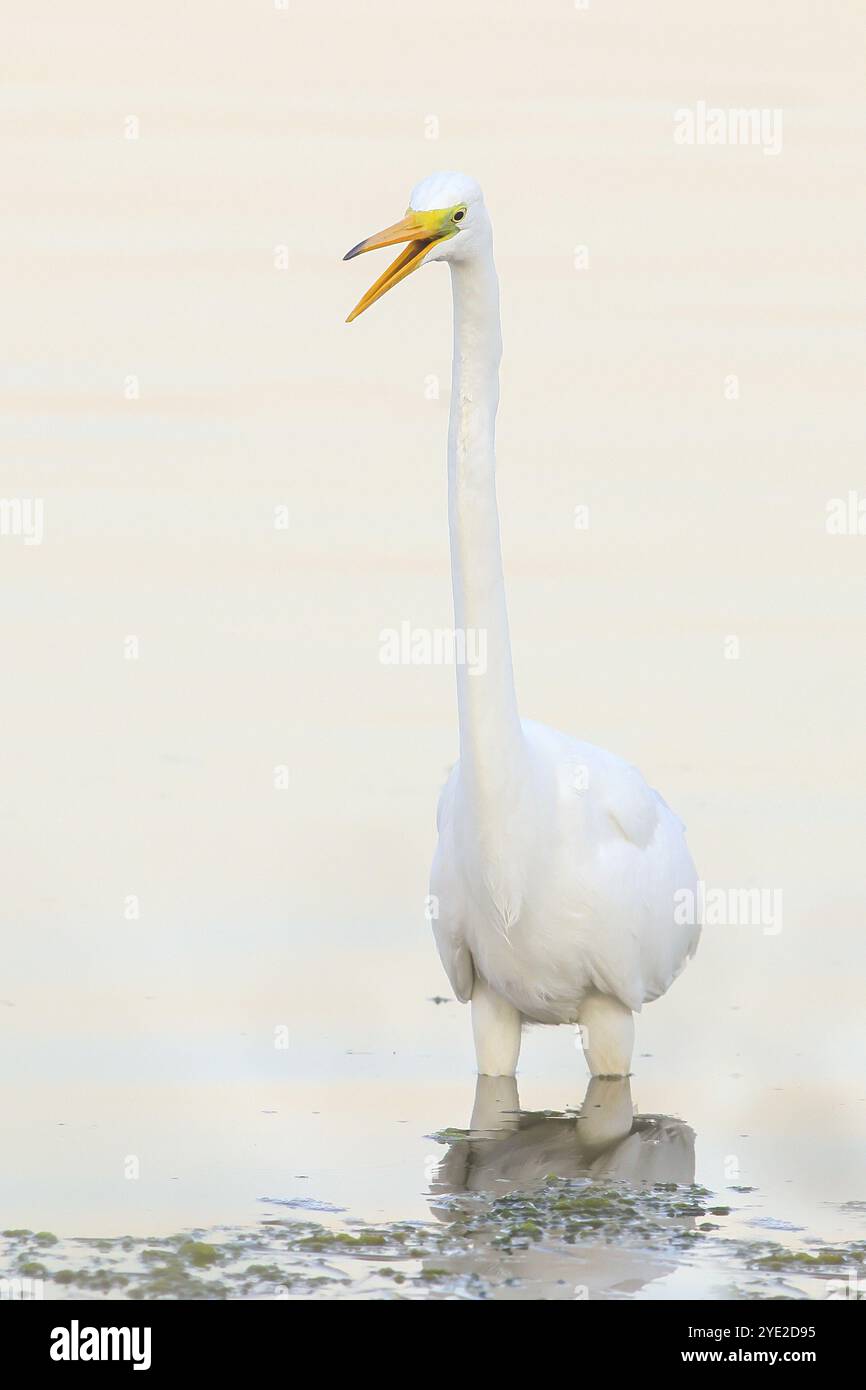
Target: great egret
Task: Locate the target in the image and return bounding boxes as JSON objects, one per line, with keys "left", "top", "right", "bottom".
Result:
{"left": 345, "top": 172, "right": 699, "bottom": 1078}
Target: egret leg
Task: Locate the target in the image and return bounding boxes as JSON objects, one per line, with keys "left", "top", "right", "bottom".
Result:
{"left": 576, "top": 992, "right": 634, "bottom": 1078}
{"left": 471, "top": 978, "right": 522, "bottom": 1077}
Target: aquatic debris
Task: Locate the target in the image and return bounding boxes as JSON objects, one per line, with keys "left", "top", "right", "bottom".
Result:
{"left": 258, "top": 1197, "right": 346, "bottom": 1214}
{"left": 746, "top": 1218, "right": 804, "bottom": 1232}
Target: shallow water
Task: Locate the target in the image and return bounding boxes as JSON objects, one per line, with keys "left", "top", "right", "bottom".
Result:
{"left": 3, "top": 1, "right": 865, "bottom": 1301}
{"left": 3, "top": 1028, "right": 865, "bottom": 1300}
{"left": 3, "top": 1080, "right": 864, "bottom": 1300}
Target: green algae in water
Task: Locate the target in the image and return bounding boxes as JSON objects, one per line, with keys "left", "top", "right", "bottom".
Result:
{"left": 3, "top": 1176, "right": 865, "bottom": 1301}
{"left": 178, "top": 1241, "right": 222, "bottom": 1267}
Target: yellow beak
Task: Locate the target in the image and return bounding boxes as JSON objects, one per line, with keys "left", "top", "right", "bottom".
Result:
{"left": 343, "top": 209, "right": 454, "bottom": 322}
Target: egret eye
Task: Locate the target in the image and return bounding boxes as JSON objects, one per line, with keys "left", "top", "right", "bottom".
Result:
{"left": 454, "top": 210, "right": 465, "bottom": 222}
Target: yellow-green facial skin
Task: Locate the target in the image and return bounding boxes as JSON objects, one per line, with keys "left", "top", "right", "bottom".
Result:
{"left": 411, "top": 203, "right": 467, "bottom": 242}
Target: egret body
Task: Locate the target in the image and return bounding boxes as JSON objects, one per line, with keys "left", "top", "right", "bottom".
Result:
{"left": 345, "top": 172, "right": 699, "bottom": 1078}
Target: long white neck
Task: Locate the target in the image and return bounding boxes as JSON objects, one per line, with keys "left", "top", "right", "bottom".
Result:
{"left": 447, "top": 249, "right": 525, "bottom": 828}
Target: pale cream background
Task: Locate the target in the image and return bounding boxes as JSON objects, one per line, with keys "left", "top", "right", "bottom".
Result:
{"left": 2, "top": 2, "right": 865, "bottom": 1261}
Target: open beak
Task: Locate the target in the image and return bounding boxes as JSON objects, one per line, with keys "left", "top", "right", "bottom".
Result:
{"left": 343, "top": 209, "right": 452, "bottom": 322}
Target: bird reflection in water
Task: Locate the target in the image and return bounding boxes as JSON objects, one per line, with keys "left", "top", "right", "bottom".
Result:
{"left": 426, "top": 1077, "right": 697, "bottom": 1299}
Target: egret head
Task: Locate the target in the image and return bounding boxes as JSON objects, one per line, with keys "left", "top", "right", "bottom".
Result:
{"left": 343, "top": 171, "right": 489, "bottom": 322}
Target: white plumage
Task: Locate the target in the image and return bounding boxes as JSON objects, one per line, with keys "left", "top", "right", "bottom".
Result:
{"left": 345, "top": 172, "right": 699, "bottom": 1078}
{"left": 432, "top": 722, "right": 699, "bottom": 1021}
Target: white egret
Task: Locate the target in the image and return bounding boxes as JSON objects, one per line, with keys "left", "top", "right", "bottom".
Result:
{"left": 345, "top": 172, "right": 699, "bottom": 1078}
